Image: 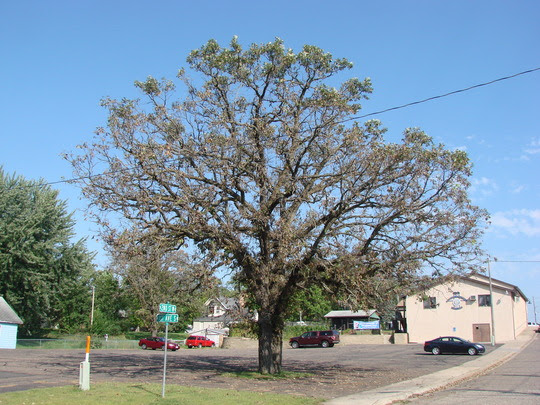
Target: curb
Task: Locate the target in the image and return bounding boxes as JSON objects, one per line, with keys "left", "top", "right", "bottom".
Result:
{"left": 325, "top": 329, "right": 536, "bottom": 405}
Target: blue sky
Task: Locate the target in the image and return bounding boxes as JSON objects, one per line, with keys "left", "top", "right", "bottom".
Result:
{"left": 1, "top": 1, "right": 539, "bottom": 320}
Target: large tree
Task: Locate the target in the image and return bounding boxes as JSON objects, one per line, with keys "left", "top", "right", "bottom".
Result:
{"left": 66, "top": 38, "right": 487, "bottom": 373}
{"left": 0, "top": 168, "right": 95, "bottom": 336}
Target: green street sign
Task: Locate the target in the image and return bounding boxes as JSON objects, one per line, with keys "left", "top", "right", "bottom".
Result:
{"left": 157, "top": 313, "right": 178, "bottom": 323}
{"left": 159, "top": 303, "right": 177, "bottom": 313}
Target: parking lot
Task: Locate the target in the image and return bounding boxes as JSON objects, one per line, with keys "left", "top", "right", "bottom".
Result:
{"left": 0, "top": 343, "right": 498, "bottom": 399}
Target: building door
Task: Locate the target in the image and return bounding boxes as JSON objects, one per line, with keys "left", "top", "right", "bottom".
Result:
{"left": 472, "top": 324, "right": 490, "bottom": 342}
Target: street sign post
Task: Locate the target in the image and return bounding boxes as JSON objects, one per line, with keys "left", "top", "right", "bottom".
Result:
{"left": 157, "top": 302, "right": 178, "bottom": 398}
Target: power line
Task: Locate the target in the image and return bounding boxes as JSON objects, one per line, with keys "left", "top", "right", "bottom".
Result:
{"left": 5, "top": 67, "right": 540, "bottom": 189}
{"left": 489, "top": 260, "right": 540, "bottom": 263}
{"left": 349, "top": 67, "right": 540, "bottom": 121}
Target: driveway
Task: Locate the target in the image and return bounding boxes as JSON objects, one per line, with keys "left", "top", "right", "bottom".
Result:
{"left": 0, "top": 343, "right": 498, "bottom": 399}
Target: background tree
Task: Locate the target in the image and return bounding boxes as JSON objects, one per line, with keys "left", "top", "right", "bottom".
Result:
{"left": 286, "top": 285, "right": 334, "bottom": 323}
{"left": 85, "top": 269, "right": 130, "bottom": 335}
{"left": 106, "top": 229, "right": 218, "bottom": 334}
{"left": 66, "top": 38, "right": 488, "bottom": 373}
{"left": 0, "top": 168, "right": 95, "bottom": 336}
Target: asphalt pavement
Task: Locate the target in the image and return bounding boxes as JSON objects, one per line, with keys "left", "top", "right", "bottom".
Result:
{"left": 326, "top": 328, "right": 537, "bottom": 405}
{"left": 404, "top": 330, "right": 540, "bottom": 404}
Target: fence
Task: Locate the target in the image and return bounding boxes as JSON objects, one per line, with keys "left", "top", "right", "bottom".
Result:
{"left": 16, "top": 339, "right": 140, "bottom": 350}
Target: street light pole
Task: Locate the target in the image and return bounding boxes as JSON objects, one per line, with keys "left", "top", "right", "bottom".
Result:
{"left": 90, "top": 286, "right": 95, "bottom": 327}
{"left": 533, "top": 297, "right": 537, "bottom": 324}
{"left": 487, "top": 260, "right": 496, "bottom": 346}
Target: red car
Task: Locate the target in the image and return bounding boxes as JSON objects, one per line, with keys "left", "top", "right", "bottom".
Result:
{"left": 185, "top": 335, "right": 216, "bottom": 348}
{"left": 138, "top": 337, "right": 179, "bottom": 351}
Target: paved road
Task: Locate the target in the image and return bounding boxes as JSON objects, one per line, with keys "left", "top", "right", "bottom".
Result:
{"left": 409, "top": 333, "right": 539, "bottom": 404}
{"left": 0, "top": 342, "right": 497, "bottom": 398}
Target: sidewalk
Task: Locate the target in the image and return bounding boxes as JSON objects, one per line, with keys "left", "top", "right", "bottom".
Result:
{"left": 326, "top": 328, "right": 536, "bottom": 405}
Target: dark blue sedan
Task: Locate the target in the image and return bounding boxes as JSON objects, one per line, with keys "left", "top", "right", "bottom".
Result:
{"left": 424, "top": 336, "right": 485, "bottom": 355}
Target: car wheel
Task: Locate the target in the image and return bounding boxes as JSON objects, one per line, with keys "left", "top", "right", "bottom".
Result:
{"left": 431, "top": 347, "right": 441, "bottom": 355}
{"left": 211, "top": 343, "right": 215, "bottom": 347}
{"left": 198, "top": 343, "right": 202, "bottom": 348}
{"left": 187, "top": 345, "right": 192, "bottom": 348}
{"left": 321, "top": 340, "right": 329, "bottom": 348}
{"left": 468, "top": 347, "right": 478, "bottom": 356}
{"left": 291, "top": 341, "right": 299, "bottom": 349}
{"left": 141, "top": 344, "right": 147, "bottom": 350}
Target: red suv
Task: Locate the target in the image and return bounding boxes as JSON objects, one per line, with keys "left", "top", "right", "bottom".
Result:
{"left": 185, "top": 335, "right": 216, "bottom": 348}
{"left": 289, "top": 330, "right": 340, "bottom": 348}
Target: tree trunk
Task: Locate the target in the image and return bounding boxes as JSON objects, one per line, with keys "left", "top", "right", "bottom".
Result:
{"left": 257, "top": 314, "right": 283, "bottom": 374}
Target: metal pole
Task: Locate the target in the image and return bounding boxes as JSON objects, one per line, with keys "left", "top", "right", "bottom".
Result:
{"left": 533, "top": 297, "right": 537, "bottom": 324}
{"left": 162, "top": 322, "right": 169, "bottom": 398}
{"left": 90, "top": 286, "right": 95, "bottom": 326}
{"left": 488, "top": 260, "right": 496, "bottom": 346}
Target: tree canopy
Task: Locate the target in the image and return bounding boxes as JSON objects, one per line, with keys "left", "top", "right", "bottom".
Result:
{"left": 66, "top": 38, "right": 488, "bottom": 373}
{"left": 0, "top": 168, "right": 95, "bottom": 336}
{"left": 106, "top": 229, "right": 219, "bottom": 334}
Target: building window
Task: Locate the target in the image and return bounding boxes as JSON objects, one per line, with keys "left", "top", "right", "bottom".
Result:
{"left": 478, "top": 294, "right": 491, "bottom": 307}
{"left": 423, "top": 297, "right": 437, "bottom": 309}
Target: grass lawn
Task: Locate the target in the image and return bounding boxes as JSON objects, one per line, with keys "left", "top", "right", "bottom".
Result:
{"left": 0, "top": 382, "right": 324, "bottom": 405}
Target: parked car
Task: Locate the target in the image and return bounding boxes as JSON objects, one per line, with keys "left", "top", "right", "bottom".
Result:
{"left": 138, "top": 337, "right": 179, "bottom": 351}
{"left": 185, "top": 335, "right": 216, "bottom": 348}
{"left": 423, "top": 336, "right": 485, "bottom": 355}
{"left": 289, "top": 330, "right": 340, "bottom": 348}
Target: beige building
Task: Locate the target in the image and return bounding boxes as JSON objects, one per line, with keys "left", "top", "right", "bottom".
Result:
{"left": 398, "top": 274, "right": 528, "bottom": 344}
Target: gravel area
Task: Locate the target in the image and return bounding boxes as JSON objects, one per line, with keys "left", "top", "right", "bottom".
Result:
{"left": 0, "top": 344, "right": 496, "bottom": 399}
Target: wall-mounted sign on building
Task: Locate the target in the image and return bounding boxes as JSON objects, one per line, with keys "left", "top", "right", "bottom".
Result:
{"left": 447, "top": 292, "right": 468, "bottom": 310}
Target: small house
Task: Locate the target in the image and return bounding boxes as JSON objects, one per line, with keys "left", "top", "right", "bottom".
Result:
{"left": 0, "top": 297, "right": 23, "bottom": 349}
{"left": 325, "top": 309, "right": 380, "bottom": 330}
{"left": 192, "top": 296, "right": 248, "bottom": 331}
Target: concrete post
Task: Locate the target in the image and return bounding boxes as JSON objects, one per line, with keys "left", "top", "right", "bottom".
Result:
{"left": 79, "top": 336, "right": 91, "bottom": 390}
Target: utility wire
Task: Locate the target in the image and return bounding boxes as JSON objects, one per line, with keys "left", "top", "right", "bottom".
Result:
{"left": 348, "top": 67, "right": 540, "bottom": 121}
{"left": 4, "top": 67, "right": 540, "bottom": 189}
{"left": 490, "top": 260, "right": 540, "bottom": 263}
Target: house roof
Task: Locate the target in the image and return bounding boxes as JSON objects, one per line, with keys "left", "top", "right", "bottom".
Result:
{"left": 324, "top": 310, "right": 380, "bottom": 319}
{"left": 0, "top": 297, "right": 23, "bottom": 325}
{"left": 204, "top": 296, "right": 239, "bottom": 309}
